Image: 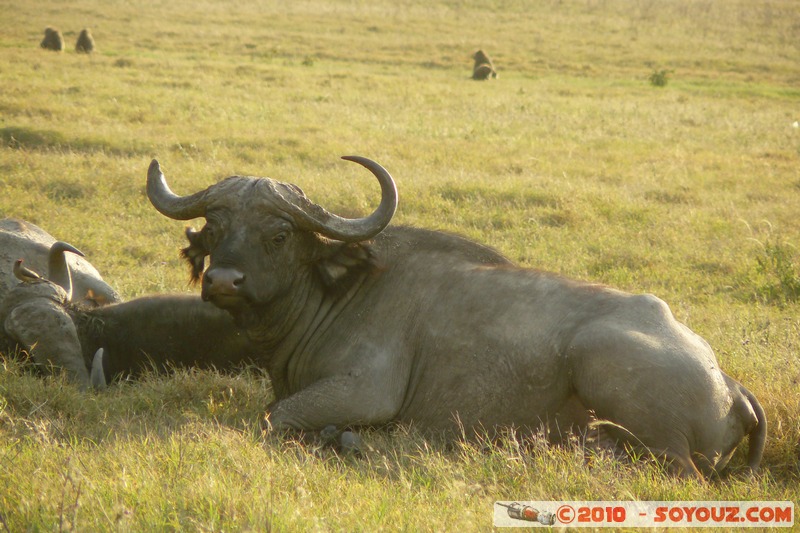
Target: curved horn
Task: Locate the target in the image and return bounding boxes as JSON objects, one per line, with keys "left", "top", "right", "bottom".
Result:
{"left": 146, "top": 159, "right": 209, "bottom": 220}
{"left": 91, "top": 348, "right": 107, "bottom": 390}
{"left": 47, "top": 241, "right": 83, "bottom": 301}
{"left": 290, "top": 156, "right": 398, "bottom": 242}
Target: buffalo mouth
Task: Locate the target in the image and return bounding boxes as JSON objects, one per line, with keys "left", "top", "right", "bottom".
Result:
{"left": 202, "top": 291, "right": 249, "bottom": 312}
{"left": 203, "top": 293, "right": 264, "bottom": 329}
{"left": 201, "top": 282, "right": 250, "bottom": 313}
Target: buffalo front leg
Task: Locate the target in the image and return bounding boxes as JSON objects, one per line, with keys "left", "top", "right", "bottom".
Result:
{"left": 264, "top": 374, "right": 399, "bottom": 433}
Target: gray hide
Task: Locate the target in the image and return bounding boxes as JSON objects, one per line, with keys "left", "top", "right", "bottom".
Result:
{"left": 146, "top": 156, "right": 767, "bottom": 478}
{"left": 0, "top": 218, "right": 120, "bottom": 306}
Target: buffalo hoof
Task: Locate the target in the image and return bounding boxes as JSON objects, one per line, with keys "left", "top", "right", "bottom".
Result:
{"left": 318, "top": 425, "right": 363, "bottom": 456}
{"left": 320, "top": 424, "right": 340, "bottom": 443}
{"left": 339, "top": 431, "right": 362, "bottom": 456}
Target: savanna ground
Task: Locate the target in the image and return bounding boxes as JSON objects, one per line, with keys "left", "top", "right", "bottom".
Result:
{"left": 0, "top": 0, "right": 799, "bottom": 530}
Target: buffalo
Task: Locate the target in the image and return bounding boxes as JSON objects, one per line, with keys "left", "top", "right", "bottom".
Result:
{"left": 145, "top": 156, "right": 766, "bottom": 478}
{"left": 0, "top": 218, "right": 120, "bottom": 306}
{"left": 0, "top": 274, "right": 253, "bottom": 389}
{"left": 0, "top": 220, "right": 250, "bottom": 388}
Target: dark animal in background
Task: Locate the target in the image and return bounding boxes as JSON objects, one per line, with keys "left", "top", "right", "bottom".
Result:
{"left": 472, "top": 49, "right": 497, "bottom": 80}
{"left": 146, "top": 156, "right": 765, "bottom": 478}
{"left": 40, "top": 27, "right": 64, "bottom": 51}
{"left": 75, "top": 28, "right": 95, "bottom": 53}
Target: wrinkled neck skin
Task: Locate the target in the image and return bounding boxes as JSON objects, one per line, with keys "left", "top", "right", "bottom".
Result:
{"left": 231, "top": 264, "right": 366, "bottom": 400}
{"left": 233, "top": 274, "right": 316, "bottom": 352}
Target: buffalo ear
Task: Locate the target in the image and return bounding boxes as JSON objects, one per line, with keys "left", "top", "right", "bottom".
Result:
{"left": 181, "top": 227, "right": 208, "bottom": 284}
{"left": 314, "top": 240, "right": 380, "bottom": 292}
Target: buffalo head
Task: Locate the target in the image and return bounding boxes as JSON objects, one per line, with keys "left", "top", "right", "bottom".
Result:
{"left": 146, "top": 157, "right": 398, "bottom": 319}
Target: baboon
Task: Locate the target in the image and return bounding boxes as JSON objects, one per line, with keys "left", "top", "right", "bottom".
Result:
{"left": 75, "top": 28, "right": 95, "bottom": 53}
{"left": 40, "top": 27, "right": 64, "bottom": 52}
{"left": 472, "top": 49, "right": 498, "bottom": 80}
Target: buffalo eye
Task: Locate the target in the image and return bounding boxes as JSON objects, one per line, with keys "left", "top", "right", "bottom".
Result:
{"left": 272, "top": 232, "right": 288, "bottom": 246}
{"left": 203, "top": 221, "right": 220, "bottom": 247}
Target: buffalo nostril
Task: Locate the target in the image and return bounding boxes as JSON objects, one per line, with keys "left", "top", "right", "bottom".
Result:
{"left": 204, "top": 268, "right": 246, "bottom": 296}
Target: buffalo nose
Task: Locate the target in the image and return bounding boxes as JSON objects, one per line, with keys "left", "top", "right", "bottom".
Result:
{"left": 203, "top": 267, "right": 246, "bottom": 296}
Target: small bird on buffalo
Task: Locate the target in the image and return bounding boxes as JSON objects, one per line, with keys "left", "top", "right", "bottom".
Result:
{"left": 13, "top": 259, "right": 43, "bottom": 282}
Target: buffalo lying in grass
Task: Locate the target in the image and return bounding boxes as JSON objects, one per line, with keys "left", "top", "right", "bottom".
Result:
{"left": 0, "top": 273, "right": 253, "bottom": 389}
{"left": 0, "top": 229, "right": 252, "bottom": 389}
{"left": 0, "top": 218, "right": 120, "bottom": 306}
{"left": 146, "top": 156, "right": 766, "bottom": 478}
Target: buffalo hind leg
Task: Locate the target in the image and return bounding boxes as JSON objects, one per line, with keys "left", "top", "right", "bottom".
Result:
{"left": 666, "top": 449, "right": 704, "bottom": 480}
{"left": 629, "top": 443, "right": 704, "bottom": 480}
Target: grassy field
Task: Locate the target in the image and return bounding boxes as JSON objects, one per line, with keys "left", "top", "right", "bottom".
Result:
{"left": 1, "top": 0, "right": 799, "bottom": 529}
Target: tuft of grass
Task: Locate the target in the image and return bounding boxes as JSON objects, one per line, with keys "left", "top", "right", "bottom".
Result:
{"left": 649, "top": 68, "right": 671, "bottom": 87}
{"left": 753, "top": 236, "right": 800, "bottom": 304}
